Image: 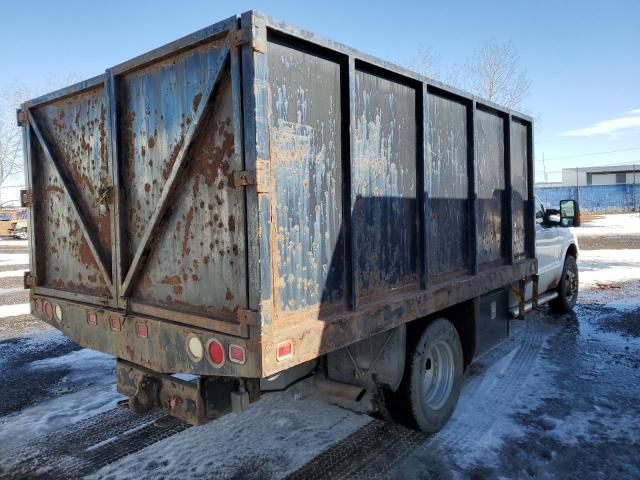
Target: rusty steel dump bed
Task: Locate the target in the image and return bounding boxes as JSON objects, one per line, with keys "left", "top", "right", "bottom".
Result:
{"left": 21, "top": 11, "right": 535, "bottom": 381}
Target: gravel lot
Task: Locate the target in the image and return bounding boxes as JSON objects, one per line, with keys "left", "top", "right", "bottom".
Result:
{"left": 0, "top": 215, "right": 639, "bottom": 479}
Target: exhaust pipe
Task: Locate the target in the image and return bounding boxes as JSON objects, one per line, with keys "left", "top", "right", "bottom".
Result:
{"left": 314, "top": 374, "right": 365, "bottom": 402}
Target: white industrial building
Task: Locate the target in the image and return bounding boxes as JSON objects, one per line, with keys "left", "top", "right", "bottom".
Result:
{"left": 537, "top": 164, "right": 639, "bottom": 188}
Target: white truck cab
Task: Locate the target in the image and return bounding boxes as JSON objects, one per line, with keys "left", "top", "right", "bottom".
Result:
{"left": 513, "top": 196, "right": 580, "bottom": 314}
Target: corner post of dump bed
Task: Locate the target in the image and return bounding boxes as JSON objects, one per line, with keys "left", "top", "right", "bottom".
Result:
{"left": 19, "top": 103, "right": 39, "bottom": 293}
{"left": 105, "top": 69, "right": 124, "bottom": 308}
{"left": 240, "top": 11, "right": 273, "bottom": 333}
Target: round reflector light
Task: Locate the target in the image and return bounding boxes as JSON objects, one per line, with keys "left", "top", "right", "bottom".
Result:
{"left": 43, "top": 302, "right": 53, "bottom": 320}
{"left": 186, "top": 335, "right": 204, "bottom": 362}
{"left": 54, "top": 304, "right": 63, "bottom": 322}
{"left": 207, "top": 339, "right": 225, "bottom": 367}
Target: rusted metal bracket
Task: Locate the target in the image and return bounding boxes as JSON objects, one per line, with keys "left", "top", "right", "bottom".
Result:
{"left": 236, "top": 307, "right": 260, "bottom": 326}
{"left": 16, "top": 109, "right": 27, "bottom": 127}
{"left": 230, "top": 162, "right": 270, "bottom": 193}
{"left": 229, "top": 28, "right": 251, "bottom": 49}
{"left": 20, "top": 189, "right": 33, "bottom": 208}
{"left": 230, "top": 170, "right": 256, "bottom": 188}
{"left": 24, "top": 271, "right": 36, "bottom": 289}
{"left": 229, "top": 21, "right": 266, "bottom": 54}
{"left": 532, "top": 274, "right": 539, "bottom": 310}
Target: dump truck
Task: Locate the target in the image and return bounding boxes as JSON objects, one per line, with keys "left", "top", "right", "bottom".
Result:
{"left": 19, "top": 11, "right": 580, "bottom": 432}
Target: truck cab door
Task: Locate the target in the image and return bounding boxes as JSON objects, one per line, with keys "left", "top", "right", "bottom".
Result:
{"left": 534, "top": 197, "right": 563, "bottom": 295}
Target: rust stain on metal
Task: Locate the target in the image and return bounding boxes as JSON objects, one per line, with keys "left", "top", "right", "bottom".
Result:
{"left": 78, "top": 238, "right": 98, "bottom": 268}
{"left": 182, "top": 207, "right": 194, "bottom": 257}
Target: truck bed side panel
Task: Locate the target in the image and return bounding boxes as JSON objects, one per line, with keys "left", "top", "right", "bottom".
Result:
{"left": 426, "top": 93, "right": 470, "bottom": 279}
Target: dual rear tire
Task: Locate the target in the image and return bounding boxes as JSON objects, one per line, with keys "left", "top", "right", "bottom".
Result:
{"left": 387, "top": 318, "right": 464, "bottom": 433}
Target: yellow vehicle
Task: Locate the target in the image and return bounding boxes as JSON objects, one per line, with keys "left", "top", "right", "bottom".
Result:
{"left": 0, "top": 210, "right": 18, "bottom": 237}
{"left": 9, "top": 209, "right": 28, "bottom": 239}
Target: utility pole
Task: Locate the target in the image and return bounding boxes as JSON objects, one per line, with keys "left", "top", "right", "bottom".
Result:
{"left": 575, "top": 166, "right": 580, "bottom": 206}
{"left": 633, "top": 163, "right": 637, "bottom": 211}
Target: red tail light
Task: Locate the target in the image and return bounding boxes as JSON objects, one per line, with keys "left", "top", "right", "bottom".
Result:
{"left": 110, "top": 317, "right": 121, "bottom": 332}
{"left": 276, "top": 340, "right": 293, "bottom": 362}
{"left": 43, "top": 302, "right": 53, "bottom": 321}
{"left": 87, "top": 312, "right": 98, "bottom": 326}
{"left": 135, "top": 322, "right": 148, "bottom": 338}
{"left": 229, "top": 344, "right": 246, "bottom": 364}
{"left": 207, "top": 339, "right": 225, "bottom": 367}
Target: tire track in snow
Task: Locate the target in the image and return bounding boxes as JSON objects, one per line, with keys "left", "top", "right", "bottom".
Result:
{"left": 0, "top": 408, "right": 189, "bottom": 479}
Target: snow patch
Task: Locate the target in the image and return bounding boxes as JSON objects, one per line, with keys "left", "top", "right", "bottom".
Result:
{"left": 576, "top": 213, "right": 640, "bottom": 237}
{"left": 0, "top": 303, "right": 30, "bottom": 318}
{"left": 0, "top": 240, "right": 28, "bottom": 247}
{"left": 0, "top": 385, "right": 122, "bottom": 449}
{"left": 0, "top": 253, "right": 29, "bottom": 266}
{"left": 0, "top": 347, "right": 118, "bottom": 448}
{"left": 0, "top": 268, "right": 27, "bottom": 278}
{"left": 90, "top": 379, "right": 371, "bottom": 480}
{"left": 578, "top": 249, "right": 640, "bottom": 305}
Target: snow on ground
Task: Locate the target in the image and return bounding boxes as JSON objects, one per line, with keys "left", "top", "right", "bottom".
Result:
{"left": 576, "top": 213, "right": 640, "bottom": 237}
{"left": 578, "top": 248, "right": 640, "bottom": 304}
{"left": 0, "top": 252, "right": 29, "bottom": 266}
{"left": 0, "top": 239, "right": 28, "bottom": 247}
{"left": 0, "top": 345, "right": 118, "bottom": 449}
{"left": 0, "top": 268, "right": 27, "bottom": 278}
{"left": 91, "top": 380, "right": 371, "bottom": 480}
{"left": 0, "top": 303, "right": 30, "bottom": 318}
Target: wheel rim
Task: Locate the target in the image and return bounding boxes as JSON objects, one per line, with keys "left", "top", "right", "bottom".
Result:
{"left": 422, "top": 340, "right": 455, "bottom": 411}
{"left": 565, "top": 263, "right": 578, "bottom": 302}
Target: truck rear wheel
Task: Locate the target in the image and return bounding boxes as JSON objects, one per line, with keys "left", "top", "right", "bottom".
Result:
{"left": 550, "top": 254, "right": 578, "bottom": 313}
{"left": 387, "top": 318, "right": 464, "bottom": 433}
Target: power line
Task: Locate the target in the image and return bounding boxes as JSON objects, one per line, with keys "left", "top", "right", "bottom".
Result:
{"left": 537, "top": 147, "right": 640, "bottom": 162}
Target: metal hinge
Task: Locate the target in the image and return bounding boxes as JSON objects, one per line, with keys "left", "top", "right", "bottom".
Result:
{"left": 230, "top": 163, "right": 270, "bottom": 193}
{"left": 24, "top": 271, "right": 36, "bottom": 289}
{"left": 20, "top": 190, "right": 33, "bottom": 208}
{"left": 230, "top": 170, "right": 256, "bottom": 188}
{"left": 16, "top": 109, "right": 27, "bottom": 127}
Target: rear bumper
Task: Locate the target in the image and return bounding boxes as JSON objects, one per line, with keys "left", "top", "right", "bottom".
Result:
{"left": 30, "top": 296, "right": 261, "bottom": 378}
{"left": 116, "top": 360, "right": 258, "bottom": 425}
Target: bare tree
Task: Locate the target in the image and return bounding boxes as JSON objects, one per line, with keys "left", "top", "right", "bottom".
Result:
{"left": 0, "top": 77, "right": 79, "bottom": 205}
{"left": 407, "top": 47, "right": 442, "bottom": 79}
{"left": 0, "top": 86, "right": 28, "bottom": 205}
{"left": 464, "top": 41, "right": 531, "bottom": 110}
{"left": 408, "top": 41, "right": 531, "bottom": 111}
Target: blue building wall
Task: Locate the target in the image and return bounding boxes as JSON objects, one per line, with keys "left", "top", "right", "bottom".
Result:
{"left": 536, "top": 184, "right": 640, "bottom": 213}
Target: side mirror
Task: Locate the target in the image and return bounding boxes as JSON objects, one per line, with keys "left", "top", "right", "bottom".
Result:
{"left": 560, "top": 199, "right": 580, "bottom": 227}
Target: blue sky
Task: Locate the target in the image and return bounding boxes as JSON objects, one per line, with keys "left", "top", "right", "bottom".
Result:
{"left": 2, "top": 0, "right": 639, "bottom": 184}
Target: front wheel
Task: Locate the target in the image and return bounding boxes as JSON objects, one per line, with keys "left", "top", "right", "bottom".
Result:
{"left": 549, "top": 254, "right": 578, "bottom": 313}
{"left": 387, "top": 318, "right": 464, "bottom": 433}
